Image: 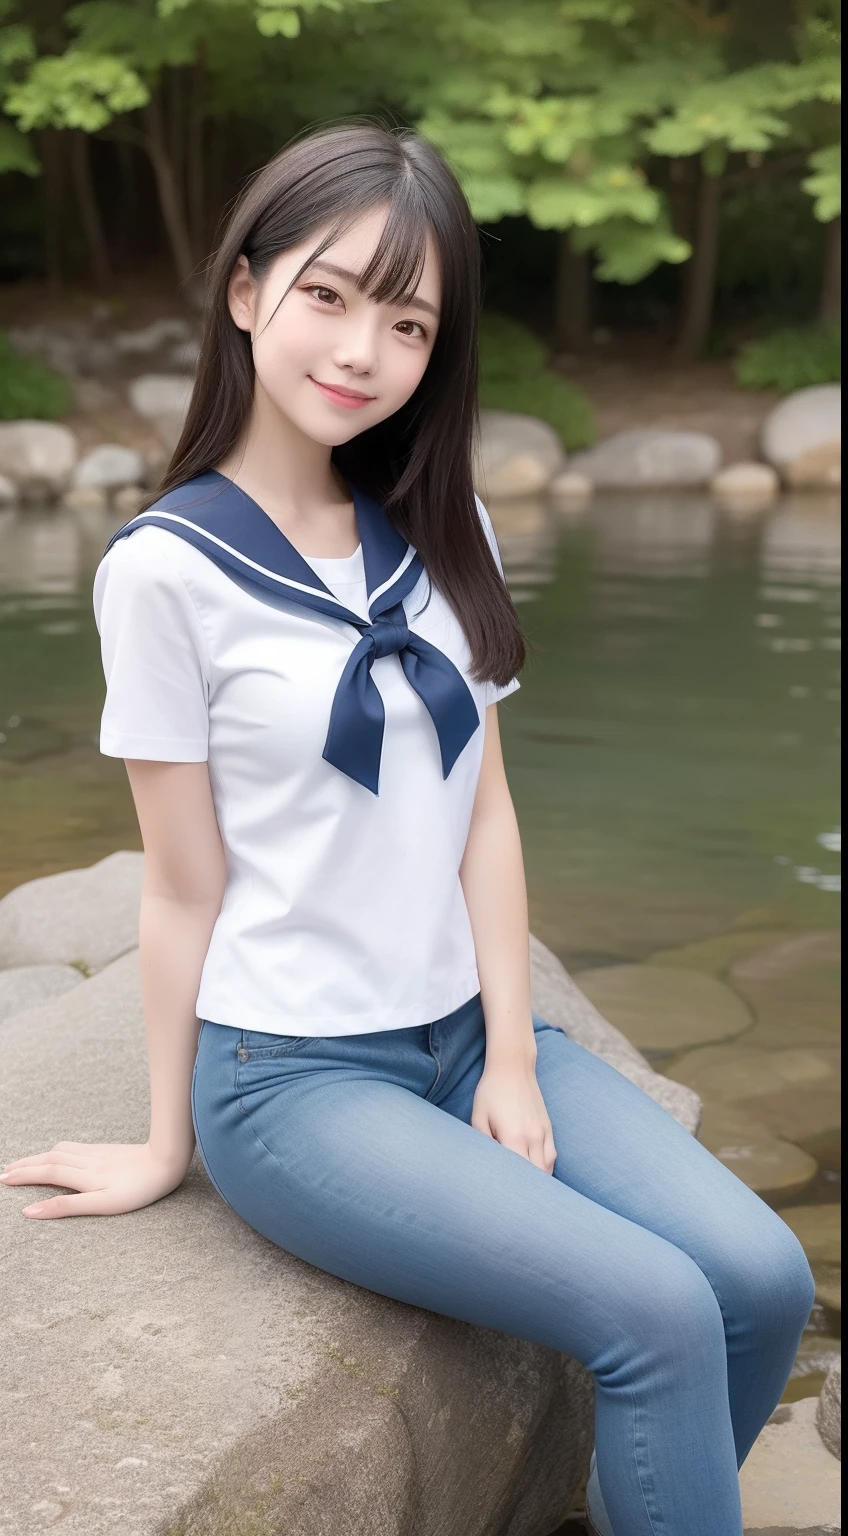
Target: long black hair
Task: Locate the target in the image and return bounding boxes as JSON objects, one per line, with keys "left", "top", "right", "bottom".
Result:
{"left": 143, "top": 117, "right": 526, "bottom": 687}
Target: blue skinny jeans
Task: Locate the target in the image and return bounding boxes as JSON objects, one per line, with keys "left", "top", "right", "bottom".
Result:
{"left": 191, "top": 992, "right": 815, "bottom": 1535}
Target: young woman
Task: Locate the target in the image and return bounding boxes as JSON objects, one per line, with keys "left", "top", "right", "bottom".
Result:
{"left": 2, "top": 121, "right": 814, "bottom": 1535}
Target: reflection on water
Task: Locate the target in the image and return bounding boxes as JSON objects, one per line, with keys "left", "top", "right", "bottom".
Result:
{"left": 0, "top": 490, "right": 840, "bottom": 1394}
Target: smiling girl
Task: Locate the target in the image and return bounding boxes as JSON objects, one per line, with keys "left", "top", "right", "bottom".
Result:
{"left": 1, "top": 121, "right": 815, "bottom": 1535}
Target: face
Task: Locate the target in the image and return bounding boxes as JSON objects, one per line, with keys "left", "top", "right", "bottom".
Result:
{"left": 227, "top": 205, "right": 442, "bottom": 446}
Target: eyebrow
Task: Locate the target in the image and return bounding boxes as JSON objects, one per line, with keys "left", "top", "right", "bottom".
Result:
{"left": 304, "top": 260, "right": 441, "bottom": 321}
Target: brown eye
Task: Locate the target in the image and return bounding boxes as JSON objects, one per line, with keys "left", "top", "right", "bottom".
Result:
{"left": 304, "top": 285, "right": 341, "bottom": 306}
{"left": 395, "top": 320, "right": 427, "bottom": 339}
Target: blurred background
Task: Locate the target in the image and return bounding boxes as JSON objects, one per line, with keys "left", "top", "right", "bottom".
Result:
{"left": 0, "top": 0, "right": 840, "bottom": 1435}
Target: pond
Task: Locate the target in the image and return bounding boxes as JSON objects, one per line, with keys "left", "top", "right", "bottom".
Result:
{"left": 0, "top": 488, "right": 840, "bottom": 1400}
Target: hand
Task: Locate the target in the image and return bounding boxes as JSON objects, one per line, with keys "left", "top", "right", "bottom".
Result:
{"left": 471, "top": 1059, "right": 557, "bottom": 1175}
{"left": 0, "top": 1141, "right": 189, "bottom": 1218}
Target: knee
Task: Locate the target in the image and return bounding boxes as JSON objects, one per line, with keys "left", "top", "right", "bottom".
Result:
{"left": 601, "top": 1249, "right": 726, "bottom": 1376}
{"left": 720, "top": 1206, "right": 816, "bottom": 1337}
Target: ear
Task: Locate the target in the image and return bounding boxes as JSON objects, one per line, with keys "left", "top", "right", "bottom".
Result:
{"left": 227, "top": 254, "right": 256, "bottom": 335}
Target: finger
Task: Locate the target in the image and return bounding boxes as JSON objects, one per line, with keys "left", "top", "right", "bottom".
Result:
{"left": 1, "top": 1163, "right": 97, "bottom": 1191}
{"left": 2, "top": 1153, "right": 89, "bottom": 1172}
{"left": 526, "top": 1137, "right": 552, "bottom": 1174}
{"left": 23, "top": 1193, "right": 111, "bottom": 1219}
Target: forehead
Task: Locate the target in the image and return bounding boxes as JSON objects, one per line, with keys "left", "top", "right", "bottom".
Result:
{"left": 290, "top": 205, "right": 442, "bottom": 309}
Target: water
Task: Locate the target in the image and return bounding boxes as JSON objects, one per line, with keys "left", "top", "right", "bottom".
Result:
{"left": 0, "top": 490, "right": 840, "bottom": 1398}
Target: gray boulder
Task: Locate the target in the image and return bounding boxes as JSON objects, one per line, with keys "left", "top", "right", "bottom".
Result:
{"left": 0, "top": 963, "right": 84, "bottom": 1022}
{"left": 760, "top": 384, "right": 841, "bottom": 483}
{"left": 0, "top": 471, "right": 15, "bottom": 506}
{"left": 127, "top": 373, "right": 194, "bottom": 451}
{"left": 474, "top": 410, "right": 567, "bottom": 500}
{"left": 0, "top": 850, "right": 143, "bottom": 972}
{"left": 569, "top": 429, "right": 722, "bottom": 488}
{"left": 0, "top": 420, "right": 78, "bottom": 501}
{"left": 72, "top": 444, "right": 146, "bottom": 491}
{"left": 0, "top": 855, "right": 704, "bottom": 1536}
{"left": 816, "top": 1356, "right": 841, "bottom": 1460}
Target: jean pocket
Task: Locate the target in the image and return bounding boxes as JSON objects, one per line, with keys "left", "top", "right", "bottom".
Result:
{"left": 236, "top": 1029, "right": 313, "bottom": 1062}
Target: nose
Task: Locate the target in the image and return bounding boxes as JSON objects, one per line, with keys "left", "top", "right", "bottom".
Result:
{"left": 330, "top": 310, "right": 380, "bottom": 377}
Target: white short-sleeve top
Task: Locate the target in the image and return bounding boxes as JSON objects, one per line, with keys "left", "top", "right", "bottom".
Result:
{"left": 92, "top": 473, "right": 520, "bottom": 1036}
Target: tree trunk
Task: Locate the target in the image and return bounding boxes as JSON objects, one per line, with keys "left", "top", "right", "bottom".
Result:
{"left": 673, "top": 165, "right": 722, "bottom": 363}
{"left": 187, "top": 53, "right": 207, "bottom": 258}
{"left": 552, "top": 229, "right": 592, "bottom": 351}
{"left": 71, "top": 130, "right": 112, "bottom": 288}
{"left": 819, "top": 215, "right": 841, "bottom": 323}
{"left": 144, "top": 90, "right": 197, "bottom": 287}
{"left": 38, "top": 127, "right": 66, "bottom": 293}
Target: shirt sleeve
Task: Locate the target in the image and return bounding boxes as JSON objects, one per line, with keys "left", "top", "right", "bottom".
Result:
{"left": 474, "top": 493, "right": 522, "bottom": 708}
{"left": 92, "top": 529, "right": 210, "bottom": 761}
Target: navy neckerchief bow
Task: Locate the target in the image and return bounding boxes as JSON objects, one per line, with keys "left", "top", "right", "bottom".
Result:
{"left": 102, "top": 469, "right": 480, "bottom": 794}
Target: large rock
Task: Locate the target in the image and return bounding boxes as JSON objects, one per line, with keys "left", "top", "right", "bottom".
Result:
{"left": 663, "top": 1043, "right": 841, "bottom": 1148}
{"left": 0, "top": 962, "right": 84, "bottom": 1022}
{"left": 711, "top": 460, "right": 780, "bottom": 512}
{"left": 568, "top": 429, "right": 722, "bottom": 488}
{"left": 760, "top": 384, "right": 842, "bottom": 484}
{"left": 474, "top": 410, "right": 567, "bottom": 501}
{"left": 72, "top": 443, "right": 146, "bottom": 491}
{"left": 572, "top": 963, "right": 751, "bottom": 1053}
{"left": 816, "top": 1357, "right": 841, "bottom": 1460}
{"left": 739, "top": 1395, "right": 841, "bottom": 1533}
{"left": 0, "top": 875, "right": 703, "bottom": 1536}
{"left": 0, "top": 420, "right": 78, "bottom": 501}
{"left": 0, "top": 850, "right": 143, "bottom": 972}
{"left": 128, "top": 373, "right": 194, "bottom": 451}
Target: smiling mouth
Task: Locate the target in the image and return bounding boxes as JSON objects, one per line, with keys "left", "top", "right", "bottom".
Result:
{"left": 310, "top": 377, "right": 376, "bottom": 405}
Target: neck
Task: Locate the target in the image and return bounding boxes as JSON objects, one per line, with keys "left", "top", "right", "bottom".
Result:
{"left": 215, "top": 380, "right": 359, "bottom": 557}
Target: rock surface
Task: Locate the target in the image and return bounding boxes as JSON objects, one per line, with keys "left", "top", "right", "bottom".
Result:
{"left": 529, "top": 937, "right": 701, "bottom": 1133}
{"left": 0, "top": 859, "right": 706, "bottom": 1535}
{"left": 695, "top": 1100, "right": 818, "bottom": 1202}
{"left": 816, "top": 1357, "right": 841, "bottom": 1460}
{"left": 72, "top": 443, "right": 146, "bottom": 491}
{"left": 739, "top": 1395, "right": 841, "bottom": 1533}
{"left": 0, "top": 471, "right": 14, "bottom": 505}
{"left": 568, "top": 429, "right": 722, "bottom": 487}
{"left": 0, "top": 420, "right": 78, "bottom": 500}
{"left": 760, "top": 384, "right": 842, "bottom": 481}
{"left": 572, "top": 963, "right": 751, "bottom": 1052}
{"left": 0, "top": 850, "right": 143, "bottom": 971}
{"left": 474, "top": 410, "right": 567, "bottom": 500}
{"left": 730, "top": 931, "right": 841, "bottom": 1049}
{"left": 0, "top": 962, "right": 85, "bottom": 1022}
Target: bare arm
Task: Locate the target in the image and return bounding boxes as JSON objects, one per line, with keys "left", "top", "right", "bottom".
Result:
{"left": 1, "top": 759, "right": 226, "bottom": 1217}
{"left": 459, "top": 704, "right": 556, "bottom": 1173}
{"left": 128, "top": 758, "right": 227, "bottom": 1174}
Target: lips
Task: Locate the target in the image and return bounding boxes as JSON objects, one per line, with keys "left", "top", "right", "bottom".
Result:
{"left": 310, "top": 377, "right": 375, "bottom": 409}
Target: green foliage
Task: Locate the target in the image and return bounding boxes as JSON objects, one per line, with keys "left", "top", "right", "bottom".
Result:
{"left": 733, "top": 323, "right": 841, "bottom": 394}
{"left": 803, "top": 145, "right": 841, "bottom": 221}
{"left": 478, "top": 312, "right": 595, "bottom": 450}
{"left": 0, "top": 331, "right": 72, "bottom": 419}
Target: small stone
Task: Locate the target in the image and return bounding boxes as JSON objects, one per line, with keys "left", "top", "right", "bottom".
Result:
{"left": 568, "top": 429, "right": 722, "bottom": 488}
{"left": 549, "top": 469, "right": 594, "bottom": 502}
{"left": 484, "top": 453, "right": 551, "bottom": 499}
{"left": 711, "top": 460, "right": 780, "bottom": 511}
{"left": 775, "top": 1205, "right": 840, "bottom": 1266}
{"left": 0, "top": 421, "right": 78, "bottom": 500}
{"left": 0, "top": 471, "right": 15, "bottom": 505}
{"left": 572, "top": 964, "right": 751, "bottom": 1052}
{"left": 696, "top": 1101, "right": 818, "bottom": 1201}
{"left": 816, "top": 1357, "right": 841, "bottom": 1460}
{"left": 62, "top": 484, "right": 108, "bottom": 513}
{"left": 127, "top": 373, "right": 194, "bottom": 451}
{"left": 760, "top": 383, "right": 841, "bottom": 475}
{"left": 72, "top": 444, "right": 146, "bottom": 491}
{"left": 739, "top": 1394, "right": 841, "bottom": 1528}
